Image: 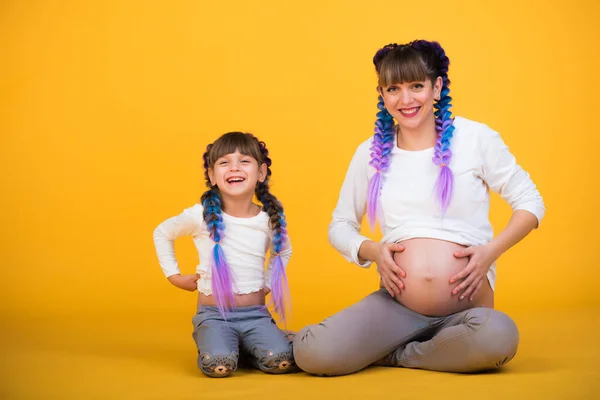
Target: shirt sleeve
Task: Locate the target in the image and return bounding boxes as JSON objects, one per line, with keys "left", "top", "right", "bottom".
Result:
{"left": 152, "top": 205, "right": 206, "bottom": 278}
{"left": 328, "top": 141, "right": 373, "bottom": 267}
{"left": 479, "top": 125, "right": 546, "bottom": 226}
{"left": 264, "top": 235, "right": 292, "bottom": 289}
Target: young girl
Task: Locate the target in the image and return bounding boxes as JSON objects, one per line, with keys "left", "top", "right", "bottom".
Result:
{"left": 153, "top": 132, "right": 295, "bottom": 378}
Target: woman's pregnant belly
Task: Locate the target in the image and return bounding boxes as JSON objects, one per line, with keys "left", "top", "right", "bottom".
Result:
{"left": 389, "top": 238, "right": 494, "bottom": 316}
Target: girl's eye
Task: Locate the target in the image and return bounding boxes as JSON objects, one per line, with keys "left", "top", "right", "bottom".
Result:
{"left": 218, "top": 160, "right": 228, "bottom": 165}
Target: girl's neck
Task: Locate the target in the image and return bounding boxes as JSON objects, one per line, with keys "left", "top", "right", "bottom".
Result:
{"left": 222, "top": 196, "right": 261, "bottom": 218}
{"left": 396, "top": 115, "right": 438, "bottom": 151}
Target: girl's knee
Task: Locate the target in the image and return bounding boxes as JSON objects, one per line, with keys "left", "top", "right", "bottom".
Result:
{"left": 256, "top": 349, "right": 297, "bottom": 374}
{"left": 198, "top": 351, "right": 239, "bottom": 378}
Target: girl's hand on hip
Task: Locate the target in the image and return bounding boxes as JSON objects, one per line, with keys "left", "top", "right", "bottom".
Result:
{"left": 376, "top": 243, "right": 406, "bottom": 298}
{"left": 168, "top": 273, "right": 200, "bottom": 292}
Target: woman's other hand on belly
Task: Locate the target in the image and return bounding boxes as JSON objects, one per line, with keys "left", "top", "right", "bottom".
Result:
{"left": 450, "top": 243, "right": 499, "bottom": 302}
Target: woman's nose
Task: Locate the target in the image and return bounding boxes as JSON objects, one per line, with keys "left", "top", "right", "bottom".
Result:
{"left": 400, "top": 89, "right": 413, "bottom": 105}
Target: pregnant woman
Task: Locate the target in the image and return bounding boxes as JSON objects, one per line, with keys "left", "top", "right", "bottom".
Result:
{"left": 292, "top": 40, "right": 545, "bottom": 376}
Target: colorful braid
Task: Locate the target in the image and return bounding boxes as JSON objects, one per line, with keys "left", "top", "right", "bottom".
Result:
{"left": 366, "top": 44, "right": 399, "bottom": 228}
{"left": 366, "top": 95, "right": 396, "bottom": 229}
{"left": 254, "top": 139, "right": 290, "bottom": 324}
{"left": 200, "top": 146, "right": 235, "bottom": 318}
{"left": 411, "top": 40, "right": 455, "bottom": 213}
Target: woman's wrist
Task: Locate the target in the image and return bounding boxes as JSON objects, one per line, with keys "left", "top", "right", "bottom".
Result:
{"left": 358, "top": 240, "right": 380, "bottom": 264}
{"left": 485, "top": 240, "right": 505, "bottom": 261}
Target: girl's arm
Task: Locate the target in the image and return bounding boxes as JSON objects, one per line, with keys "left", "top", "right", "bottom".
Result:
{"left": 153, "top": 204, "right": 205, "bottom": 291}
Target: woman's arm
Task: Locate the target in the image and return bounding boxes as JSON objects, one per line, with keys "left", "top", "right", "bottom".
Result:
{"left": 450, "top": 125, "right": 545, "bottom": 300}
{"left": 328, "top": 141, "right": 373, "bottom": 266}
{"left": 328, "top": 140, "right": 406, "bottom": 297}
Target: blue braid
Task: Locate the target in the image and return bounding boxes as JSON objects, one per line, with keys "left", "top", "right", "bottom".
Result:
{"left": 433, "top": 76, "right": 455, "bottom": 167}
{"left": 202, "top": 188, "right": 225, "bottom": 243}
{"left": 201, "top": 144, "right": 236, "bottom": 317}
{"left": 406, "top": 39, "right": 455, "bottom": 212}
{"left": 366, "top": 95, "right": 396, "bottom": 228}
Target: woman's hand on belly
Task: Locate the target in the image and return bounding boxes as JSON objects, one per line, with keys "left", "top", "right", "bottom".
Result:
{"left": 374, "top": 242, "right": 407, "bottom": 298}
{"left": 450, "top": 244, "right": 498, "bottom": 301}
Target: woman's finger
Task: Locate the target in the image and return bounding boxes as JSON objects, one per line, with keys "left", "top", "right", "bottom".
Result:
{"left": 391, "top": 243, "right": 405, "bottom": 253}
{"left": 453, "top": 247, "right": 474, "bottom": 258}
{"left": 460, "top": 277, "right": 480, "bottom": 301}
{"left": 388, "top": 276, "right": 402, "bottom": 296}
{"left": 452, "top": 273, "right": 475, "bottom": 296}
{"left": 382, "top": 278, "right": 396, "bottom": 298}
{"left": 390, "top": 274, "right": 404, "bottom": 290}
{"left": 390, "top": 263, "right": 407, "bottom": 279}
{"left": 450, "top": 262, "right": 474, "bottom": 284}
{"left": 469, "top": 280, "right": 483, "bottom": 301}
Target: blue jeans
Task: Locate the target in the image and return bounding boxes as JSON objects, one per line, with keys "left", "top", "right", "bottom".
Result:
{"left": 192, "top": 305, "right": 296, "bottom": 377}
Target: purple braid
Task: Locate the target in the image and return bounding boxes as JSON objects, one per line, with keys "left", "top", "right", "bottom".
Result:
{"left": 366, "top": 95, "right": 396, "bottom": 228}
{"left": 410, "top": 40, "right": 455, "bottom": 213}
{"left": 254, "top": 139, "right": 290, "bottom": 324}
{"left": 366, "top": 43, "right": 401, "bottom": 228}
{"left": 200, "top": 146, "right": 235, "bottom": 318}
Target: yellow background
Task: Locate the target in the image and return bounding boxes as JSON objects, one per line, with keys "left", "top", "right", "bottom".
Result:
{"left": 2, "top": 0, "right": 599, "bottom": 398}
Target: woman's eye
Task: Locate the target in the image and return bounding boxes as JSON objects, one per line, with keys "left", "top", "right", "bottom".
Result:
{"left": 386, "top": 86, "right": 398, "bottom": 92}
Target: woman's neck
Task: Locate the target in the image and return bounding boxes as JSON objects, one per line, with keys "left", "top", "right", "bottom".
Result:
{"left": 396, "top": 115, "right": 438, "bottom": 151}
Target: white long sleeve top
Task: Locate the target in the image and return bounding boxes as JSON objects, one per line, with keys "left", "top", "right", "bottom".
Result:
{"left": 153, "top": 204, "right": 292, "bottom": 294}
{"left": 328, "top": 116, "right": 545, "bottom": 290}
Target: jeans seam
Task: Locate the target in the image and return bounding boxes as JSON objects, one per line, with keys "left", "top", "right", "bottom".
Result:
{"left": 370, "top": 324, "right": 433, "bottom": 367}
{"left": 400, "top": 308, "right": 492, "bottom": 363}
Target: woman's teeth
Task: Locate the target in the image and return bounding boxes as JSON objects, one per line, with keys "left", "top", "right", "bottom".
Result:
{"left": 400, "top": 107, "right": 419, "bottom": 116}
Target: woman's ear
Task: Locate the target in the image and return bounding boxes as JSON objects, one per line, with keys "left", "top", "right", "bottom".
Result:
{"left": 434, "top": 76, "right": 443, "bottom": 100}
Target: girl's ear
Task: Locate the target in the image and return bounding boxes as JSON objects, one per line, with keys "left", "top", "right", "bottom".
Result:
{"left": 258, "top": 163, "right": 267, "bottom": 183}
{"left": 208, "top": 168, "right": 216, "bottom": 186}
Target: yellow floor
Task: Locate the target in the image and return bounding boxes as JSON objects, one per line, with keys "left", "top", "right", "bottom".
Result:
{"left": 2, "top": 308, "right": 599, "bottom": 400}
